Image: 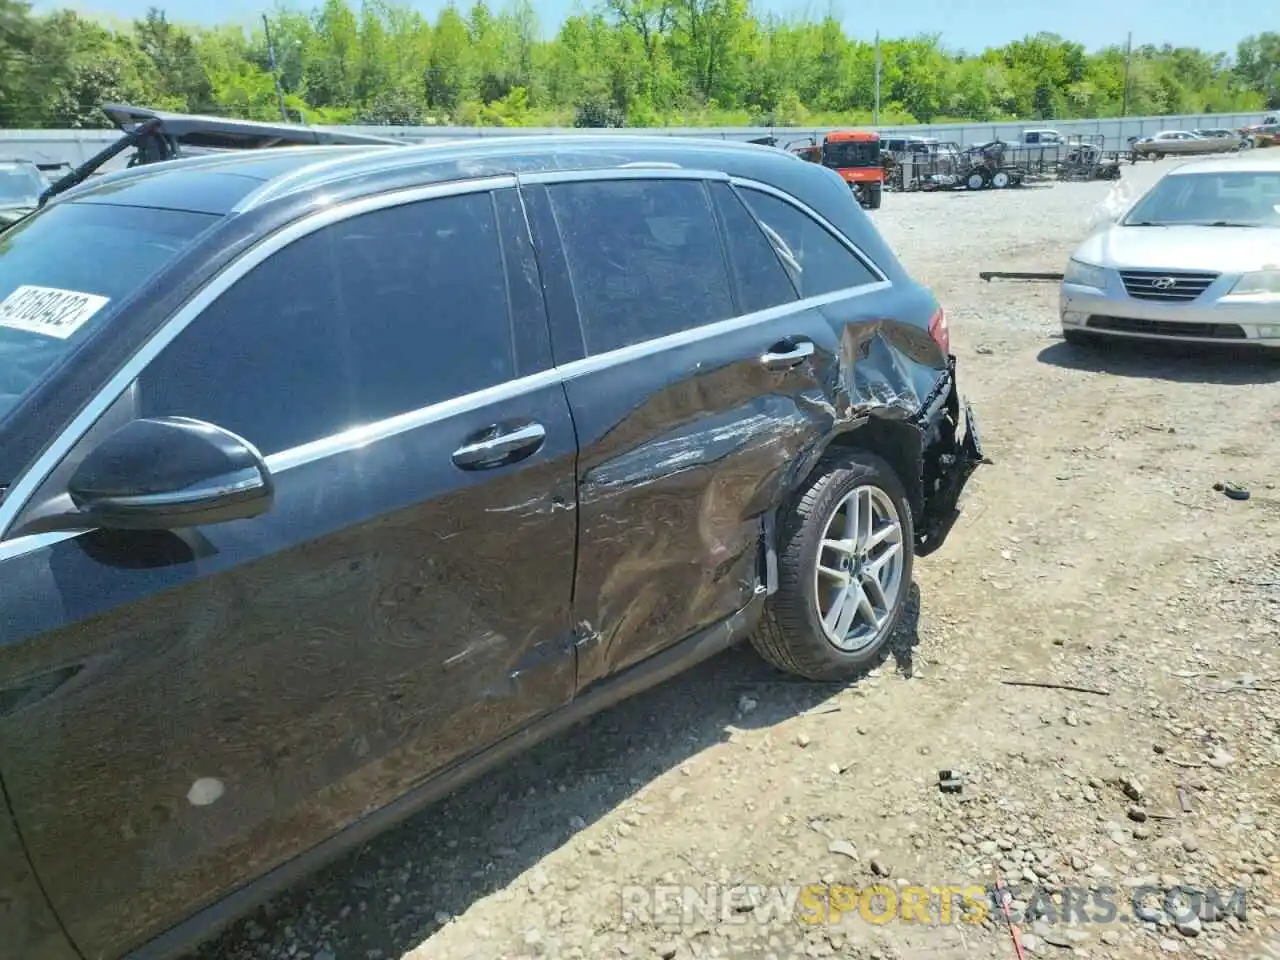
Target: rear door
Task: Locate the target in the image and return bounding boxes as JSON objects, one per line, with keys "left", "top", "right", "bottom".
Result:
{"left": 520, "top": 168, "right": 892, "bottom": 687}
{"left": 0, "top": 183, "right": 579, "bottom": 958}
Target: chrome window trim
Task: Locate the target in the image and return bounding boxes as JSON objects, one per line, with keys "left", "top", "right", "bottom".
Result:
{"left": 727, "top": 176, "right": 888, "bottom": 284}
{"left": 0, "top": 169, "right": 893, "bottom": 562}
{"left": 515, "top": 167, "right": 730, "bottom": 186}
{"left": 0, "top": 174, "right": 517, "bottom": 544}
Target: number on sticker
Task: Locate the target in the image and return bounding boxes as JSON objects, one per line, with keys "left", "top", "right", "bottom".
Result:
{"left": 0, "top": 285, "right": 111, "bottom": 340}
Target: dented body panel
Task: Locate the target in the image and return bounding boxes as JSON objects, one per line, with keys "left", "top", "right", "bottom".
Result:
{"left": 0, "top": 135, "right": 981, "bottom": 960}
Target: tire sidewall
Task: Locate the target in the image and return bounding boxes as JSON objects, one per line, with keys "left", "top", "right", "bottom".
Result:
{"left": 791, "top": 455, "right": 915, "bottom": 668}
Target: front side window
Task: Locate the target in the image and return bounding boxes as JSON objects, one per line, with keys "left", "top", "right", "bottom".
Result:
{"left": 135, "top": 191, "right": 515, "bottom": 456}
{"left": 738, "top": 188, "right": 880, "bottom": 298}
{"left": 0, "top": 202, "right": 217, "bottom": 428}
{"left": 546, "top": 178, "right": 735, "bottom": 356}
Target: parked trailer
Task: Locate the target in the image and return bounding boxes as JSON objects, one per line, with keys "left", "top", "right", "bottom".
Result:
{"left": 887, "top": 140, "right": 1031, "bottom": 192}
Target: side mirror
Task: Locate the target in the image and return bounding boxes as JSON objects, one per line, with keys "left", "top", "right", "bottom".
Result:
{"left": 53, "top": 417, "right": 274, "bottom": 532}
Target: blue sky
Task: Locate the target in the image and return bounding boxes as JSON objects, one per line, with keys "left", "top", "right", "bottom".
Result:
{"left": 33, "top": 0, "right": 1266, "bottom": 55}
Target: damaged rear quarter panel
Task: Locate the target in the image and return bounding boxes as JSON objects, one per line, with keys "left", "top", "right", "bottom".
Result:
{"left": 568, "top": 280, "right": 951, "bottom": 689}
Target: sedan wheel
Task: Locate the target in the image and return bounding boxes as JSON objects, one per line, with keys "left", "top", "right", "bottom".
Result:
{"left": 751, "top": 450, "right": 915, "bottom": 681}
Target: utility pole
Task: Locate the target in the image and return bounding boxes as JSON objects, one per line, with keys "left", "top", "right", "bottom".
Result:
{"left": 263, "top": 14, "right": 290, "bottom": 123}
{"left": 873, "top": 31, "right": 882, "bottom": 126}
{"left": 1121, "top": 32, "right": 1133, "bottom": 117}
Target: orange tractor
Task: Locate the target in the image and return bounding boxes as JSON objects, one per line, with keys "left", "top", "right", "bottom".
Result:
{"left": 788, "top": 130, "right": 886, "bottom": 210}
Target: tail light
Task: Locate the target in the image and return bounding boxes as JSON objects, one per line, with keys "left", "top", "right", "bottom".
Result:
{"left": 928, "top": 306, "right": 950, "bottom": 354}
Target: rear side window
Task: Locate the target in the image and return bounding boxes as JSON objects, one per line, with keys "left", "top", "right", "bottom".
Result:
{"left": 546, "top": 178, "right": 734, "bottom": 355}
{"left": 738, "top": 188, "right": 880, "bottom": 298}
{"left": 135, "top": 191, "right": 515, "bottom": 456}
{"left": 708, "top": 182, "right": 797, "bottom": 314}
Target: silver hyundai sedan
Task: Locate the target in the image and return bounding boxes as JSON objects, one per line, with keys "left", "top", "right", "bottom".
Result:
{"left": 1060, "top": 154, "right": 1280, "bottom": 348}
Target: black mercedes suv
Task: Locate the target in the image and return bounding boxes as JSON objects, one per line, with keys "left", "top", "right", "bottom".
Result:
{"left": 0, "top": 134, "right": 983, "bottom": 960}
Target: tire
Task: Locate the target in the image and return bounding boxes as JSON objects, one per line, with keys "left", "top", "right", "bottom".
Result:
{"left": 751, "top": 451, "right": 914, "bottom": 681}
{"left": 991, "top": 170, "right": 1011, "bottom": 189}
{"left": 966, "top": 171, "right": 987, "bottom": 190}
{"left": 866, "top": 183, "right": 883, "bottom": 209}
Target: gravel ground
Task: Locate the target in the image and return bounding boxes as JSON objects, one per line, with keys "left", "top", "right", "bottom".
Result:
{"left": 195, "top": 156, "right": 1280, "bottom": 960}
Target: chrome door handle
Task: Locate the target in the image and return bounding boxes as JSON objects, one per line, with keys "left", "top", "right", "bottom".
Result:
{"left": 760, "top": 339, "right": 815, "bottom": 371}
{"left": 451, "top": 421, "right": 547, "bottom": 471}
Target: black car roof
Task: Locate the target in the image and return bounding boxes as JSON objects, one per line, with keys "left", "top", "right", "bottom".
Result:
{"left": 47, "top": 134, "right": 907, "bottom": 287}
{"left": 53, "top": 135, "right": 811, "bottom": 217}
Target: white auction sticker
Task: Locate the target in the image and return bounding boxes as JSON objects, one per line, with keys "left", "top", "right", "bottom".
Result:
{"left": 0, "top": 284, "right": 110, "bottom": 340}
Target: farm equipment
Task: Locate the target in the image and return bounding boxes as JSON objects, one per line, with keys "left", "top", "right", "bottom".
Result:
{"left": 1056, "top": 135, "right": 1123, "bottom": 181}
{"left": 787, "top": 130, "right": 886, "bottom": 209}
{"left": 885, "top": 139, "right": 1053, "bottom": 192}
{"left": 957, "top": 141, "right": 1026, "bottom": 190}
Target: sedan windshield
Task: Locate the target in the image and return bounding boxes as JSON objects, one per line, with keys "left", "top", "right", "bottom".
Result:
{"left": 1123, "top": 170, "right": 1280, "bottom": 227}
{"left": 0, "top": 201, "right": 218, "bottom": 429}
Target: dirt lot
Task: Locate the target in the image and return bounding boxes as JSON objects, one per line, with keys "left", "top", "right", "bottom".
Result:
{"left": 198, "top": 157, "right": 1280, "bottom": 960}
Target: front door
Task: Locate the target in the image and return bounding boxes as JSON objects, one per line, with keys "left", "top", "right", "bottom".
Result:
{"left": 0, "top": 185, "right": 578, "bottom": 958}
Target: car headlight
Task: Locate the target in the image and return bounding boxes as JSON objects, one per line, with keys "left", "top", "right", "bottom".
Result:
{"left": 1227, "top": 270, "right": 1280, "bottom": 297}
{"left": 1063, "top": 258, "right": 1108, "bottom": 290}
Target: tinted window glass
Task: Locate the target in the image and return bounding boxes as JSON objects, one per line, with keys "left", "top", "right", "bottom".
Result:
{"left": 136, "top": 192, "right": 514, "bottom": 456}
{"left": 0, "top": 163, "right": 45, "bottom": 205}
{"left": 547, "top": 179, "right": 734, "bottom": 355}
{"left": 0, "top": 202, "right": 216, "bottom": 428}
{"left": 738, "top": 188, "right": 879, "bottom": 298}
{"left": 708, "top": 182, "right": 797, "bottom": 313}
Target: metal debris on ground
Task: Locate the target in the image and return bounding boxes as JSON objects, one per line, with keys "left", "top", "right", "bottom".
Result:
{"left": 938, "top": 769, "right": 963, "bottom": 793}
{"left": 979, "top": 271, "right": 1065, "bottom": 283}
{"left": 999, "top": 679, "right": 1111, "bottom": 696}
{"left": 1212, "top": 481, "right": 1251, "bottom": 501}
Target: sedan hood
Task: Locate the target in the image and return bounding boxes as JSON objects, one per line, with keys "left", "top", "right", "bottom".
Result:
{"left": 1077, "top": 223, "right": 1280, "bottom": 273}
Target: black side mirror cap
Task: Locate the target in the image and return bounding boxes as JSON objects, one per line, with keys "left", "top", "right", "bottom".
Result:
{"left": 32, "top": 416, "right": 275, "bottom": 534}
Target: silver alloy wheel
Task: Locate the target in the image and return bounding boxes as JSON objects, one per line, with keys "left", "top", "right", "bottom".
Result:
{"left": 813, "top": 484, "right": 906, "bottom": 653}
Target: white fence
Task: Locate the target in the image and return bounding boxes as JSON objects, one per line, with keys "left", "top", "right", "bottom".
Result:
{"left": 1, "top": 111, "right": 1272, "bottom": 169}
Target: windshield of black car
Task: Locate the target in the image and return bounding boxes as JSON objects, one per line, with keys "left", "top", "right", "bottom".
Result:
{"left": 0, "top": 201, "right": 218, "bottom": 429}
{"left": 1122, "top": 170, "right": 1280, "bottom": 227}
{"left": 0, "top": 165, "right": 44, "bottom": 205}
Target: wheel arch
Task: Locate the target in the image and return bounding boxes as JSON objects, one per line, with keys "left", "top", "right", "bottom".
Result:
{"left": 758, "top": 418, "right": 924, "bottom": 595}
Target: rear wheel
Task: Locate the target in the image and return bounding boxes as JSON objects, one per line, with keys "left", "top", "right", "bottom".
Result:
{"left": 751, "top": 451, "right": 914, "bottom": 681}
{"left": 991, "top": 170, "right": 1011, "bottom": 189}
{"left": 966, "top": 170, "right": 987, "bottom": 190}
